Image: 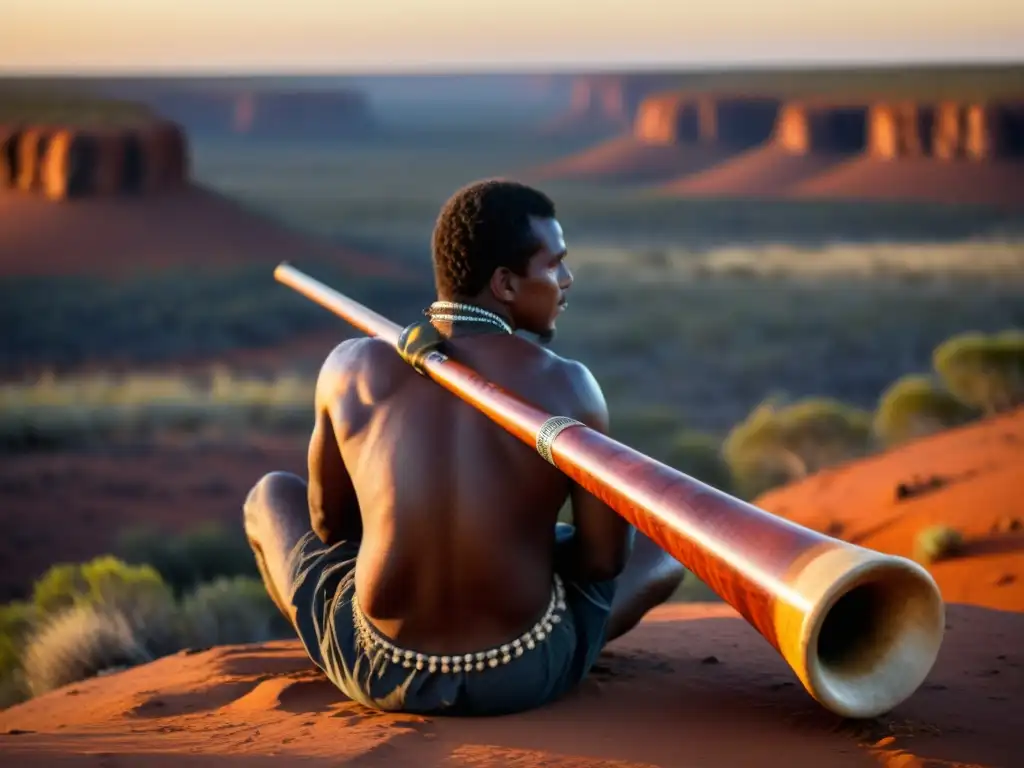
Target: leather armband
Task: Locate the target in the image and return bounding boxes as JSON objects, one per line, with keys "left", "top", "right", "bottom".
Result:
{"left": 397, "top": 320, "right": 448, "bottom": 374}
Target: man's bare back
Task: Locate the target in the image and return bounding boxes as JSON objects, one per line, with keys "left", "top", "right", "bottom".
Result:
{"left": 310, "top": 329, "right": 619, "bottom": 656}
{"left": 243, "top": 180, "right": 685, "bottom": 715}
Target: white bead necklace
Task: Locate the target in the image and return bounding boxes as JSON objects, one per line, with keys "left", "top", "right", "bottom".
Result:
{"left": 427, "top": 301, "right": 513, "bottom": 335}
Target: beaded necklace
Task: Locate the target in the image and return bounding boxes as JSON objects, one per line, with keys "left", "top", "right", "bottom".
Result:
{"left": 426, "top": 301, "right": 513, "bottom": 335}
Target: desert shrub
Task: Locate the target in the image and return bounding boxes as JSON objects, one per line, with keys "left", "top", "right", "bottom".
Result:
{"left": 913, "top": 525, "right": 965, "bottom": 564}
{"left": 32, "top": 555, "right": 171, "bottom": 615}
{"left": 2, "top": 556, "right": 288, "bottom": 704}
{"left": 179, "top": 576, "right": 290, "bottom": 648}
{"left": 30, "top": 556, "right": 184, "bottom": 658}
{"left": 0, "top": 369, "right": 317, "bottom": 451}
{"left": 21, "top": 603, "right": 151, "bottom": 697}
{"left": 932, "top": 330, "right": 1024, "bottom": 414}
{"left": 116, "top": 521, "right": 259, "bottom": 597}
{"left": 665, "top": 431, "right": 733, "bottom": 494}
{"left": 0, "top": 602, "right": 38, "bottom": 677}
{"left": 873, "top": 374, "right": 978, "bottom": 447}
{"left": 723, "top": 396, "right": 873, "bottom": 498}
{"left": 0, "top": 601, "right": 39, "bottom": 707}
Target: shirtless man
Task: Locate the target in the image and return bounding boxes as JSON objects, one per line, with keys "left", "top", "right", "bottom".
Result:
{"left": 244, "top": 179, "right": 686, "bottom": 716}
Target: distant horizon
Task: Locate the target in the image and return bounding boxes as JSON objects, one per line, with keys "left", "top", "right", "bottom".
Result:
{"left": 3, "top": 54, "right": 1024, "bottom": 79}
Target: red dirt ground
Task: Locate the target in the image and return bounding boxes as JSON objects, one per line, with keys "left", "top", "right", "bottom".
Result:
{"left": 1, "top": 601, "right": 1019, "bottom": 767}
{"left": 657, "top": 146, "right": 850, "bottom": 197}
{"left": 0, "top": 184, "right": 404, "bottom": 279}
{"left": 755, "top": 407, "right": 1024, "bottom": 612}
{"left": 785, "top": 157, "right": 1024, "bottom": 210}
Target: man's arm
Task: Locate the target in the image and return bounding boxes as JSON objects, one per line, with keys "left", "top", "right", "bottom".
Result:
{"left": 307, "top": 342, "right": 362, "bottom": 544}
{"left": 559, "top": 360, "right": 634, "bottom": 582}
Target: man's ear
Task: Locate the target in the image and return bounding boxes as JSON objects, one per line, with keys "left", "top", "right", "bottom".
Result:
{"left": 488, "top": 266, "right": 518, "bottom": 302}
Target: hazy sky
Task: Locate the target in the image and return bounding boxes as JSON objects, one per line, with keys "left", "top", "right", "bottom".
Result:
{"left": 3, "top": 0, "right": 1023, "bottom": 73}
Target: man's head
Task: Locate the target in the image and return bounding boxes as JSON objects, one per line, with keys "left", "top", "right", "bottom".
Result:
{"left": 431, "top": 179, "right": 572, "bottom": 340}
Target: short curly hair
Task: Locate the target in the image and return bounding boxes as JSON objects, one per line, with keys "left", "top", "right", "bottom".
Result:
{"left": 431, "top": 179, "right": 557, "bottom": 298}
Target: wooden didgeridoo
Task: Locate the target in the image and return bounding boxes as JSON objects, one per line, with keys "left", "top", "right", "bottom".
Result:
{"left": 274, "top": 261, "right": 945, "bottom": 719}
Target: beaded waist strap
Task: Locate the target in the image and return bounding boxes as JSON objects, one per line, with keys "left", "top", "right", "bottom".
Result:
{"left": 351, "top": 574, "right": 566, "bottom": 674}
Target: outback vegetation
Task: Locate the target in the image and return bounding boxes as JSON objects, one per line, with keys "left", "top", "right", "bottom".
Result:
{"left": 0, "top": 525, "right": 288, "bottom": 709}
{"left": 4, "top": 328, "right": 1019, "bottom": 497}
{"left": 913, "top": 525, "right": 967, "bottom": 565}
{"left": 2, "top": 81, "right": 1023, "bottom": 716}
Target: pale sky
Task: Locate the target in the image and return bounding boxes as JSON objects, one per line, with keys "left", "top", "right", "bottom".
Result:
{"left": 2, "top": 0, "right": 1022, "bottom": 73}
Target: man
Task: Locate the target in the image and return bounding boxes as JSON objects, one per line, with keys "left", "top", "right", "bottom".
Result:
{"left": 244, "top": 179, "right": 686, "bottom": 716}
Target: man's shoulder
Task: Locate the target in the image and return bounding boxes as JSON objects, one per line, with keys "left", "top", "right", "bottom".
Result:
{"left": 525, "top": 343, "right": 596, "bottom": 385}
{"left": 316, "top": 337, "right": 403, "bottom": 398}
{"left": 524, "top": 345, "right": 607, "bottom": 430}
{"left": 319, "top": 336, "right": 402, "bottom": 372}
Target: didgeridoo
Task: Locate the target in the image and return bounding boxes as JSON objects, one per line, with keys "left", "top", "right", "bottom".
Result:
{"left": 274, "top": 261, "right": 944, "bottom": 719}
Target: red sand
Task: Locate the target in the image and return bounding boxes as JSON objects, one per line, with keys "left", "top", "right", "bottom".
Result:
{"left": 786, "top": 157, "right": 1024, "bottom": 210}
{"left": 657, "top": 146, "right": 850, "bottom": 197}
{"left": 1, "top": 601, "right": 1019, "bottom": 767}
{"left": 756, "top": 407, "right": 1024, "bottom": 612}
{"left": 0, "top": 184, "right": 403, "bottom": 279}
{"left": 527, "top": 136, "right": 736, "bottom": 184}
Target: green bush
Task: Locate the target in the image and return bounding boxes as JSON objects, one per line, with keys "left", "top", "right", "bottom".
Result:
{"left": 180, "top": 576, "right": 290, "bottom": 649}
{"left": 723, "top": 396, "right": 874, "bottom": 498}
{"left": 0, "top": 602, "right": 38, "bottom": 677}
{"left": 873, "top": 374, "right": 978, "bottom": 447}
{"left": 29, "top": 555, "right": 184, "bottom": 660}
{"left": 116, "top": 522, "right": 259, "bottom": 597}
{"left": 0, "top": 602, "right": 39, "bottom": 707}
{"left": 913, "top": 525, "right": 965, "bottom": 564}
{"left": 0, "top": 545, "right": 285, "bottom": 705}
{"left": 21, "top": 604, "right": 152, "bottom": 697}
{"left": 31, "top": 556, "right": 172, "bottom": 616}
{"left": 933, "top": 329, "right": 1024, "bottom": 414}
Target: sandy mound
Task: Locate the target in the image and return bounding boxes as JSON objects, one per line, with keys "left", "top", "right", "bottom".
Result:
{"left": 756, "top": 407, "right": 1024, "bottom": 612}
{"left": 1, "top": 602, "right": 1019, "bottom": 767}
{"left": 527, "top": 136, "right": 736, "bottom": 184}
{"left": 658, "top": 145, "right": 849, "bottom": 197}
{"left": 786, "top": 156, "right": 1024, "bottom": 209}
{"left": 0, "top": 183, "right": 401, "bottom": 278}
